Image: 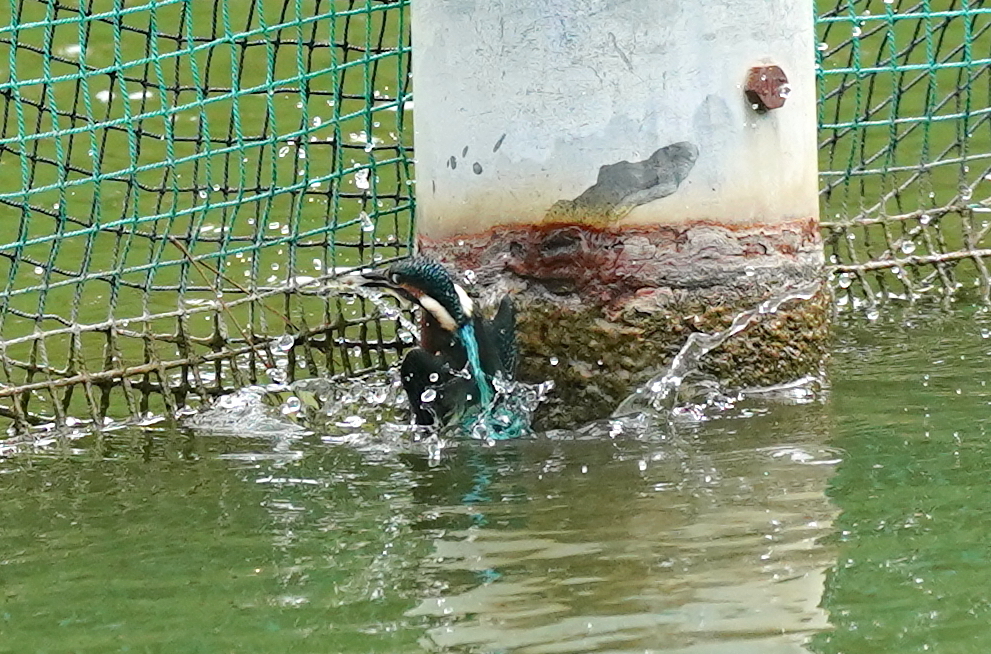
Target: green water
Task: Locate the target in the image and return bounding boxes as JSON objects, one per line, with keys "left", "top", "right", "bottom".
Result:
{"left": 2, "top": 306, "right": 991, "bottom": 653}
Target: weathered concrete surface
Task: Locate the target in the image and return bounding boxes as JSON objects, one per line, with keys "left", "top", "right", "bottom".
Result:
{"left": 420, "top": 219, "right": 827, "bottom": 428}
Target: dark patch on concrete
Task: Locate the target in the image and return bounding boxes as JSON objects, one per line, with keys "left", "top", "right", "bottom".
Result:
{"left": 548, "top": 141, "right": 699, "bottom": 223}
{"left": 472, "top": 162, "right": 483, "bottom": 174}
{"left": 493, "top": 133, "right": 506, "bottom": 152}
{"left": 448, "top": 156, "right": 457, "bottom": 170}
{"left": 462, "top": 145, "right": 469, "bottom": 157}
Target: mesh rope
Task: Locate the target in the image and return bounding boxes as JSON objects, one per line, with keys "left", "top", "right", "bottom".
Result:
{"left": 0, "top": 0, "right": 413, "bottom": 431}
{"left": 818, "top": 0, "right": 991, "bottom": 306}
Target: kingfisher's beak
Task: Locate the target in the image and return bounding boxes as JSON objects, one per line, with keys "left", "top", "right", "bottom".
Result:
{"left": 340, "top": 268, "right": 389, "bottom": 288}
{"left": 340, "top": 268, "right": 418, "bottom": 307}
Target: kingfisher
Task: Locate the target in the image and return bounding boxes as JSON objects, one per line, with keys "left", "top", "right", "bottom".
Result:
{"left": 345, "top": 256, "right": 519, "bottom": 431}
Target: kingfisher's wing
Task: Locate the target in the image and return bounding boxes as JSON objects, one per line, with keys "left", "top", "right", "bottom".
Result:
{"left": 490, "top": 296, "right": 518, "bottom": 378}
{"left": 400, "top": 347, "right": 477, "bottom": 426}
{"left": 401, "top": 348, "right": 448, "bottom": 425}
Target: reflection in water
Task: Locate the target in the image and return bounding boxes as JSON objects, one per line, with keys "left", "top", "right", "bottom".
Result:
{"left": 405, "top": 404, "right": 838, "bottom": 653}
{"left": 0, "top": 284, "right": 844, "bottom": 652}
{"left": 8, "top": 310, "right": 991, "bottom": 652}
{"left": 812, "top": 312, "right": 991, "bottom": 654}
{"left": 0, "top": 391, "right": 838, "bottom": 653}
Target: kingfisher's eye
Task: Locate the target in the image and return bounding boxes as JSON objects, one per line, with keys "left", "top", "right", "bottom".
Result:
{"left": 389, "top": 272, "right": 400, "bottom": 285}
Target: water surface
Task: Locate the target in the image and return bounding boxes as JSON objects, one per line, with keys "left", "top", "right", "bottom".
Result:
{"left": 2, "top": 306, "right": 990, "bottom": 653}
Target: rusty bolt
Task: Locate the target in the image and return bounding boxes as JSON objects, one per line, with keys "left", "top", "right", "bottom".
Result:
{"left": 744, "top": 65, "right": 790, "bottom": 112}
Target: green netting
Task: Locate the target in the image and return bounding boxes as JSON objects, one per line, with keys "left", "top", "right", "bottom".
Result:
{"left": 0, "top": 0, "right": 413, "bottom": 430}
{"left": 817, "top": 0, "right": 991, "bottom": 305}
{"left": 1, "top": 0, "right": 989, "bottom": 432}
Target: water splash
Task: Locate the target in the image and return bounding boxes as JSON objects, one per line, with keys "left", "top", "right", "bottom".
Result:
{"left": 297, "top": 277, "right": 547, "bottom": 439}
{"left": 613, "top": 281, "right": 824, "bottom": 418}
{"left": 460, "top": 375, "right": 553, "bottom": 442}
{"left": 331, "top": 280, "right": 420, "bottom": 336}
{"left": 183, "top": 385, "right": 310, "bottom": 436}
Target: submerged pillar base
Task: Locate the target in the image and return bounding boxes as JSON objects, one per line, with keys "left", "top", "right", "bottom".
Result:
{"left": 421, "top": 219, "right": 828, "bottom": 429}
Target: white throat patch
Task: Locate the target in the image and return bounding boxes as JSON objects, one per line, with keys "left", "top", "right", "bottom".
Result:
{"left": 418, "top": 294, "right": 457, "bottom": 332}
{"left": 454, "top": 284, "right": 474, "bottom": 318}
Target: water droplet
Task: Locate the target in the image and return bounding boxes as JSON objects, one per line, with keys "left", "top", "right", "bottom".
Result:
{"left": 281, "top": 396, "right": 302, "bottom": 415}
{"left": 278, "top": 146, "right": 289, "bottom": 158}
{"left": 920, "top": 214, "right": 932, "bottom": 225}
{"left": 866, "top": 307, "right": 880, "bottom": 321}
{"left": 463, "top": 269, "right": 477, "bottom": 285}
{"left": 901, "top": 241, "right": 916, "bottom": 255}
{"left": 340, "top": 415, "right": 365, "bottom": 428}
{"left": 354, "top": 169, "right": 370, "bottom": 190}
{"left": 34, "top": 266, "right": 44, "bottom": 275}
{"left": 398, "top": 330, "right": 414, "bottom": 344}
{"left": 359, "top": 211, "right": 374, "bottom": 232}
{"left": 549, "top": 356, "right": 559, "bottom": 366}
{"left": 274, "top": 334, "right": 294, "bottom": 352}
{"left": 366, "top": 387, "right": 388, "bottom": 405}
{"left": 981, "top": 328, "right": 991, "bottom": 339}
{"left": 960, "top": 185, "right": 973, "bottom": 201}
{"left": 312, "top": 258, "right": 323, "bottom": 270}
{"left": 744, "top": 266, "right": 755, "bottom": 277}
{"left": 267, "top": 368, "right": 288, "bottom": 384}
{"left": 198, "top": 190, "right": 207, "bottom": 199}
{"left": 420, "top": 388, "right": 437, "bottom": 403}
{"left": 271, "top": 263, "right": 280, "bottom": 271}
{"left": 837, "top": 272, "right": 853, "bottom": 289}
{"left": 428, "top": 372, "right": 439, "bottom": 383}
{"left": 852, "top": 25, "right": 862, "bottom": 37}
{"left": 817, "top": 42, "right": 829, "bottom": 51}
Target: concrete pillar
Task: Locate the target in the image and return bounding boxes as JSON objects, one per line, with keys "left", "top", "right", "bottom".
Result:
{"left": 411, "top": 0, "right": 827, "bottom": 427}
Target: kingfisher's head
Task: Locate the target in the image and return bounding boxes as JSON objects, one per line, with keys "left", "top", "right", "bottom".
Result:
{"left": 345, "top": 257, "right": 474, "bottom": 332}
